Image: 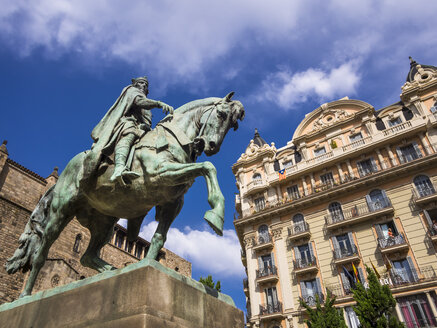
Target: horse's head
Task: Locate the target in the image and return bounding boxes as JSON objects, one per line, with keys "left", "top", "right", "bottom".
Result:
{"left": 194, "top": 92, "right": 245, "bottom": 156}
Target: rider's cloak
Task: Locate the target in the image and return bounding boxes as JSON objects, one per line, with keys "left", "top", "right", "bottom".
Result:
{"left": 80, "top": 85, "right": 145, "bottom": 185}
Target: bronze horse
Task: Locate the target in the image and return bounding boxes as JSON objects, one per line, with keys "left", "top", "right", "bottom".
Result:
{"left": 6, "top": 92, "right": 245, "bottom": 297}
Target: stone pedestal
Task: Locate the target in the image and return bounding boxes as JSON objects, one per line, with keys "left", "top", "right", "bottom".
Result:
{"left": 0, "top": 259, "right": 243, "bottom": 328}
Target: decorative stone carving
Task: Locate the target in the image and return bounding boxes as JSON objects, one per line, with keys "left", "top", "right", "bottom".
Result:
{"left": 312, "top": 108, "right": 353, "bottom": 132}
{"left": 243, "top": 236, "right": 255, "bottom": 248}
{"left": 272, "top": 228, "right": 283, "bottom": 241}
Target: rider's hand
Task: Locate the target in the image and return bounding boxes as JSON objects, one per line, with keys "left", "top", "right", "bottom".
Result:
{"left": 158, "top": 101, "right": 174, "bottom": 115}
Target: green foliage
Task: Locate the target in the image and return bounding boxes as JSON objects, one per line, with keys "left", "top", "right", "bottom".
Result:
{"left": 199, "top": 275, "right": 221, "bottom": 292}
{"left": 300, "top": 290, "right": 347, "bottom": 328}
{"left": 352, "top": 266, "right": 404, "bottom": 328}
{"left": 330, "top": 140, "right": 338, "bottom": 149}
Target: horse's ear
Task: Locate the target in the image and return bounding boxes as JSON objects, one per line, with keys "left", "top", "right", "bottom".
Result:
{"left": 224, "top": 92, "right": 235, "bottom": 102}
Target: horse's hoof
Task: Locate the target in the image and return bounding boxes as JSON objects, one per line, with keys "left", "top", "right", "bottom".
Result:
{"left": 204, "top": 210, "right": 224, "bottom": 236}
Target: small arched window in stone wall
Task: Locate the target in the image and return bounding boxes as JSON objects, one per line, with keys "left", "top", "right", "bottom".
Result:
{"left": 51, "top": 274, "right": 60, "bottom": 287}
{"left": 73, "top": 234, "right": 82, "bottom": 253}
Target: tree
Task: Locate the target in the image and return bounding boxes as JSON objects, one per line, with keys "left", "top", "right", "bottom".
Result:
{"left": 352, "top": 266, "right": 404, "bottom": 328}
{"left": 199, "top": 275, "right": 221, "bottom": 292}
{"left": 300, "top": 290, "right": 347, "bottom": 328}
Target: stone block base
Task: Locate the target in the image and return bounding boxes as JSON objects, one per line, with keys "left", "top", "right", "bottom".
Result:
{"left": 0, "top": 259, "right": 243, "bottom": 328}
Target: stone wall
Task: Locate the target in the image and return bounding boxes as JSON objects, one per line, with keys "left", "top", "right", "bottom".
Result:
{"left": 0, "top": 142, "right": 191, "bottom": 304}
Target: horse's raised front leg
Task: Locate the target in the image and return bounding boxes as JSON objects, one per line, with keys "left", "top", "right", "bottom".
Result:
{"left": 146, "top": 197, "right": 184, "bottom": 260}
{"left": 154, "top": 161, "right": 224, "bottom": 236}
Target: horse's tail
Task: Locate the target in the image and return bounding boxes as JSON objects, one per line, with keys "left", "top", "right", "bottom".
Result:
{"left": 5, "top": 185, "right": 55, "bottom": 274}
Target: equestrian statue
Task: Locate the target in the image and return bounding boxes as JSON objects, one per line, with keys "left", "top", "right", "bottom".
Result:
{"left": 5, "top": 76, "right": 245, "bottom": 298}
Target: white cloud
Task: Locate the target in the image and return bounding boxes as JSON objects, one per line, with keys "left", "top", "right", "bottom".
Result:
{"left": 258, "top": 62, "right": 361, "bottom": 110}
{"left": 139, "top": 221, "right": 245, "bottom": 278}
{"left": 117, "top": 219, "right": 127, "bottom": 228}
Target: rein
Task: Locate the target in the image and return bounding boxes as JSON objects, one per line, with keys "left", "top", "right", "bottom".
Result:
{"left": 196, "top": 103, "right": 219, "bottom": 138}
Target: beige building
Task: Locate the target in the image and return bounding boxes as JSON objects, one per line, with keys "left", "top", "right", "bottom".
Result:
{"left": 0, "top": 141, "right": 191, "bottom": 304}
{"left": 233, "top": 58, "right": 437, "bottom": 328}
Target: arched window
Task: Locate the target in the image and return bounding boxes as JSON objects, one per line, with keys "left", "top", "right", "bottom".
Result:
{"left": 367, "top": 189, "right": 390, "bottom": 211}
{"left": 414, "top": 175, "right": 435, "bottom": 197}
{"left": 328, "top": 202, "right": 344, "bottom": 223}
{"left": 73, "top": 234, "right": 82, "bottom": 253}
{"left": 258, "top": 224, "right": 269, "bottom": 243}
{"left": 292, "top": 214, "right": 305, "bottom": 232}
{"left": 252, "top": 173, "right": 262, "bottom": 183}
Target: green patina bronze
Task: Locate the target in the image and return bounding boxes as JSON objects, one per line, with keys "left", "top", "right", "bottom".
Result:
{"left": 5, "top": 78, "right": 245, "bottom": 298}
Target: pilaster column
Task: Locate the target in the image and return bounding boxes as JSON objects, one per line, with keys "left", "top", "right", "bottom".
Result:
{"left": 375, "top": 149, "right": 385, "bottom": 169}
{"left": 310, "top": 173, "right": 316, "bottom": 191}
{"left": 244, "top": 235, "right": 259, "bottom": 318}
{"left": 346, "top": 159, "right": 355, "bottom": 178}
{"left": 395, "top": 302, "right": 405, "bottom": 323}
{"left": 336, "top": 163, "right": 344, "bottom": 182}
{"left": 276, "top": 185, "right": 282, "bottom": 202}
{"left": 385, "top": 145, "right": 397, "bottom": 166}
{"left": 426, "top": 292, "right": 437, "bottom": 318}
{"left": 420, "top": 133, "right": 431, "bottom": 155}
{"left": 121, "top": 235, "right": 127, "bottom": 250}
{"left": 411, "top": 96, "right": 426, "bottom": 117}
{"left": 272, "top": 227, "right": 295, "bottom": 311}
{"left": 301, "top": 177, "right": 308, "bottom": 196}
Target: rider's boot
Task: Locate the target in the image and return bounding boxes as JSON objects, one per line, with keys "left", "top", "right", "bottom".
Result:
{"left": 110, "top": 134, "right": 140, "bottom": 185}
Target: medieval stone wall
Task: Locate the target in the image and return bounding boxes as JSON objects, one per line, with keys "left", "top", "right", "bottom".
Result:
{"left": 0, "top": 143, "right": 191, "bottom": 304}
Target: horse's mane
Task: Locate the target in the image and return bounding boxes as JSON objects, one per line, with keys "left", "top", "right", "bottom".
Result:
{"left": 174, "top": 97, "right": 220, "bottom": 114}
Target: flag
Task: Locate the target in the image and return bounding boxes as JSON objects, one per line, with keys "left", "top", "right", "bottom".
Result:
{"left": 369, "top": 258, "right": 381, "bottom": 279}
{"left": 384, "top": 254, "right": 392, "bottom": 271}
{"left": 343, "top": 266, "right": 356, "bottom": 283}
{"left": 352, "top": 263, "right": 360, "bottom": 283}
{"left": 278, "top": 169, "right": 286, "bottom": 181}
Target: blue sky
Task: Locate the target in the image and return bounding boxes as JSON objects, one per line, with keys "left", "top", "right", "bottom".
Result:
{"left": 1, "top": 0, "right": 437, "bottom": 313}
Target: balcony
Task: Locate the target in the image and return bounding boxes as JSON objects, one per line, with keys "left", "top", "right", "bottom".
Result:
{"left": 389, "top": 265, "right": 437, "bottom": 288}
{"left": 325, "top": 200, "right": 394, "bottom": 230}
{"left": 252, "top": 234, "right": 273, "bottom": 252}
{"left": 357, "top": 162, "right": 379, "bottom": 178}
{"left": 382, "top": 120, "right": 413, "bottom": 137}
{"left": 342, "top": 136, "right": 372, "bottom": 152}
{"left": 300, "top": 293, "right": 325, "bottom": 307}
{"left": 287, "top": 222, "right": 311, "bottom": 242}
{"left": 333, "top": 245, "right": 360, "bottom": 265}
{"left": 412, "top": 184, "right": 437, "bottom": 206}
{"left": 378, "top": 233, "right": 409, "bottom": 254}
{"left": 243, "top": 278, "right": 249, "bottom": 294}
{"left": 246, "top": 179, "right": 266, "bottom": 195}
{"left": 306, "top": 151, "right": 334, "bottom": 165}
{"left": 328, "top": 283, "right": 353, "bottom": 299}
{"left": 256, "top": 266, "right": 278, "bottom": 284}
{"left": 241, "top": 249, "right": 246, "bottom": 266}
{"left": 259, "top": 302, "right": 283, "bottom": 319}
{"left": 293, "top": 256, "right": 318, "bottom": 275}
{"left": 235, "top": 194, "right": 241, "bottom": 212}
{"left": 429, "top": 226, "right": 437, "bottom": 243}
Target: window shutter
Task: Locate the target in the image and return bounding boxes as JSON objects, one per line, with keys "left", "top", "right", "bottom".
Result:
{"left": 412, "top": 142, "right": 423, "bottom": 158}
{"left": 294, "top": 247, "right": 301, "bottom": 260}
{"left": 424, "top": 210, "right": 433, "bottom": 228}
{"left": 380, "top": 189, "right": 390, "bottom": 206}
{"left": 270, "top": 252, "right": 275, "bottom": 268}
{"left": 396, "top": 147, "right": 405, "bottom": 164}
{"left": 365, "top": 194, "right": 373, "bottom": 211}
{"left": 406, "top": 256, "right": 419, "bottom": 282}
{"left": 272, "top": 287, "right": 279, "bottom": 305}
{"left": 358, "top": 267, "right": 365, "bottom": 283}
{"left": 308, "top": 242, "right": 315, "bottom": 258}
{"left": 370, "top": 157, "right": 378, "bottom": 171}
{"left": 375, "top": 224, "right": 384, "bottom": 239}
{"left": 357, "top": 161, "right": 363, "bottom": 176}
{"left": 332, "top": 236, "right": 340, "bottom": 251}
{"left": 340, "top": 271, "right": 351, "bottom": 290}
{"left": 300, "top": 281, "right": 307, "bottom": 297}
{"left": 347, "top": 232, "right": 355, "bottom": 247}
{"left": 316, "top": 278, "right": 323, "bottom": 296}
{"left": 258, "top": 256, "right": 264, "bottom": 269}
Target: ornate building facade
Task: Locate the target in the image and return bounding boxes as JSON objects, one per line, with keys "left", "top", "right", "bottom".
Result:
{"left": 0, "top": 142, "right": 191, "bottom": 304}
{"left": 234, "top": 58, "right": 437, "bottom": 328}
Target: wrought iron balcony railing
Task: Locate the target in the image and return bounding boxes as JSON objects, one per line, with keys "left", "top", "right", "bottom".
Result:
{"left": 288, "top": 222, "right": 310, "bottom": 236}
{"left": 328, "top": 283, "right": 353, "bottom": 298}
{"left": 256, "top": 265, "right": 277, "bottom": 278}
{"left": 412, "top": 184, "right": 437, "bottom": 200}
{"left": 378, "top": 232, "right": 407, "bottom": 249}
{"left": 390, "top": 265, "right": 436, "bottom": 287}
{"left": 333, "top": 244, "right": 359, "bottom": 260}
{"left": 300, "top": 293, "right": 325, "bottom": 307}
{"left": 256, "top": 233, "right": 272, "bottom": 245}
{"left": 367, "top": 197, "right": 392, "bottom": 212}
{"left": 293, "top": 256, "right": 317, "bottom": 270}
{"left": 259, "top": 301, "right": 282, "bottom": 315}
